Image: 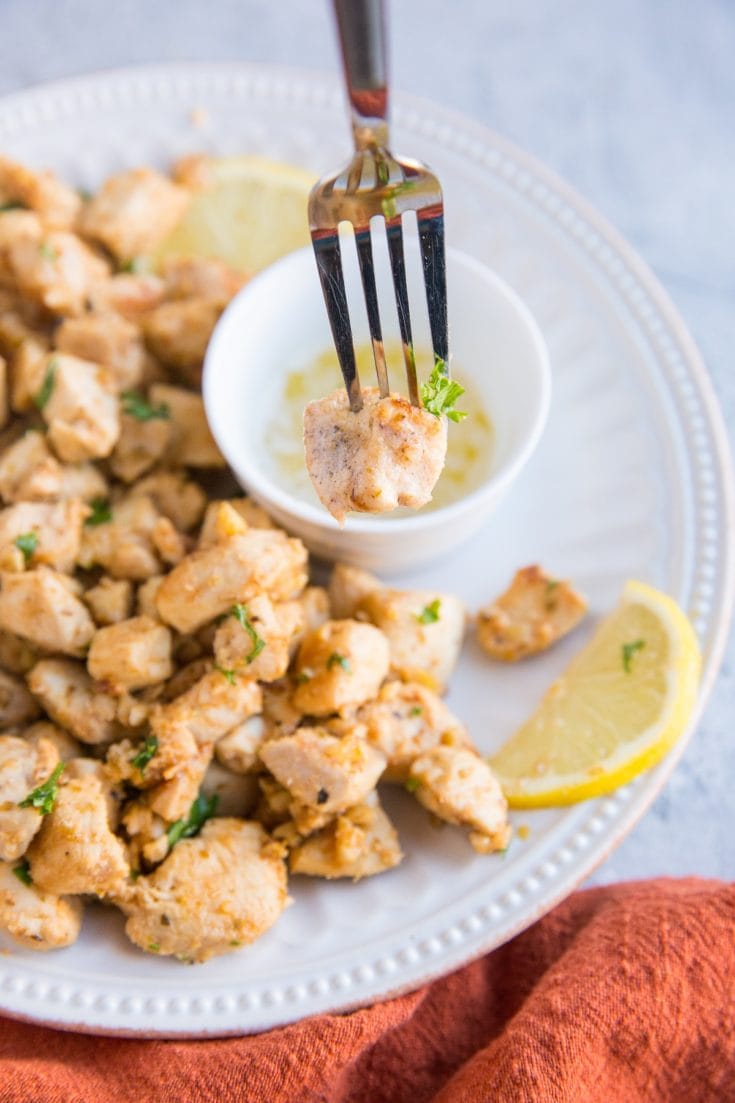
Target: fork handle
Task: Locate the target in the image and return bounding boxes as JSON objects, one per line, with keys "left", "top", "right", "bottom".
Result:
{"left": 332, "top": 0, "right": 389, "bottom": 151}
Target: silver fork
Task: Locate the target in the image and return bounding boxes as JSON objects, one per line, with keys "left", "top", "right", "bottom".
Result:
{"left": 309, "top": 0, "right": 448, "bottom": 413}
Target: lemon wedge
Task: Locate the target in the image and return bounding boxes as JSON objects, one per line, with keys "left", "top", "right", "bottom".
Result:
{"left": 489, "top": 580, "right": 701, "bottom": 806}
{"left": 153, "top": 155, "right": 316, "bottom": 274}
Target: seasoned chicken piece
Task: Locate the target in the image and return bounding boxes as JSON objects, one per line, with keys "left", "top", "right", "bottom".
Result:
{"left": 476, "top": 566, "right": 588, "bottom": 662}
{"left": 0, "top": 430, "right": 107, "bottom": 504}
{"left": 0, "top": 289, "right": 48, "bottom": 361}
{"left": 27, "top": 659, "right": 119, "bottom": 745}
{"left": 83, "top": 577, "right": 134, "bottom": 626}
{"left": 0, "top": 861, "right": 83, "bottom": 950}
{"left": 0, "top": 498, "right": 88, "bottom": 573}
{"left": 88, "top": 271, "right": 165, "bottom": 321}
{"left": 328, "top": 563, "right": 380, "bottom": 619}
{"left": 78, "top": 494, "right": 161, "bottom": 580}
{"left": 129, "top": 470, "right": 207, "bottom": 532}
{"left": 55, "top": 312, "right": 146, "bottom": 392}
{"left": 0, "top": 668, "right": 40, "bottom": 727}
{"left": 294, "top": 587, "right": 330, "bottom": 649}
{"left": 136, "top": 575, "right": 164, "bottom": 620}
{"left": 150, "top": 516, "right": 187, "bottom": 567}
{"left": 156, "top": 528, "right": 308, "bottom": 634}
{"left": 262, "top": 679, "right": 303, "bottom": 740}
{"left": 27, "top": 771, "right": 129, "bottom": 896}
{"left": 110, "top": 411, "right": 172, "bottom": 483}
{"left": 215, "top": 715, "right": 266, "bottom": 775}
{"left": 0, "top": 208, "right": 42, "bottom": 258}
{"left": 213, "top": 595, "right": 303, "bottom": 684}
{"left": 0, "top": 629, "right": 36, "bottom": 675}
{"left": 122, "top": 819, "right": 288, "bottom": 962}
{"left": 7, "top": 231, "right": 109, "bottom": 316}
{"left": 162, "top": 256, "right": 244, "bottom": 303}
{"left": 0, "top": 156, "right": 81, "bottom": 229}
{"left": 24, "top": 721, "right": 81, "bottom": 762}
{"left": 142, "top": 298, "right": 224, "bottom": 383}
{"left": 200, "top": 760, "right": 258, "bottom": 818}
{"left": 197, "top": 500, "right": 248, "bottom": 547}
{"left": 78, "top": 168, "right": 190, "bottom": 261}
{"left": 149, "top": 383, "right": 224, "bottom": 467}
{"left": 292, "top": 619, "right": 390, "bottom": 717}
{"left": 357, "top": 681, "right": 472, "bottom": 782}
{"left": 358, "top": 588, "right": 466, "bottom": 693}
{"left": 0, "top": 568, "right": 95, "bottom": 656}
{"left": 9, "top": 336, "right": 49, "bottom": 413}
{"left": 304, "top": 387, "right": 448, "bottom": 523}
{"left": 0, "top": 734, "right": 58, "bottom": 861}
{"left": 408, "top": 746, "right": 510, "bottom": 854}
{"left": 146, "top": 745, "right": 214, "bottom": 823}
{"left": 151, "top": 670, "right": 262, "bottom": 755}
{"left": 290, "top": 794, "right": 402, "bottom": 880}
{"left": 260, "top": 726, "right": 386, "bottom": 816}
{"left": 38, "top": 352, "right": 120, "bottom": 463}
{"left": 120, "top": 799, "right": 169, "bottom": 869}
{"left": 87, "top": 616, "right": 173, "bottom": 693}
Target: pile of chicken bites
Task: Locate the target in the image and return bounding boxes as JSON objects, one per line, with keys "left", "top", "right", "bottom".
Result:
{"left": 0, "top": 155, "right": 525, "bottom": 964}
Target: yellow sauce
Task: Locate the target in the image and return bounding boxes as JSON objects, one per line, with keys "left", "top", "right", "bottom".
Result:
{"left": 266, "top": 341, "right": 494, "bottom": 515}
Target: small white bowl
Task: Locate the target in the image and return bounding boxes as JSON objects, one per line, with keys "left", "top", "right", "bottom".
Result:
{"left": 204, "top": 237, "right": 550, "bottom": 573}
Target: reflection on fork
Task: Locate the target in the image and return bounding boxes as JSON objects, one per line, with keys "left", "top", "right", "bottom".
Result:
{"left": 309, "top": 0, "right": 448, "bottom": 413}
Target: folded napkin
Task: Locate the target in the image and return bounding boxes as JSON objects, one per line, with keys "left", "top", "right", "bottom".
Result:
{"left": 0, "top": 877, "right": 732, "bottom": 1103}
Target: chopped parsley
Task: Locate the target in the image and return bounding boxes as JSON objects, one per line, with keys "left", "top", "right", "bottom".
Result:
{"left": 295, "top": 669, "right": 313, "bottom": 685}
{"left": 420, "top": 357, "right": 467, "bottom": 423}
{"left": 12, "top": 859, "right": 32, "bottom": 886}
{"left": 14, "top": 531, "right": 38, "bottom": 563}
{"left": 18, "top": 762, "right": 64, "bottom": 816}
{"left": 121, "top": 390, "right": 171, "bottom": 422}
{"left": 0, "top": 200, "right": 25, "bottom": 212}
{"left": 417, "top": 599, "right": 441, "bottom": 625}
{"left": 404, "top": 777, "right": 420, "bottom": 793}
{"left": 214, "top": 664, "right": 237, "bottom": 685}
{"left": 33, "top": 359, "right": 57, "bottom": 410}
{"left": 622, "top": 639, "right": 645, "bottom": 673}
{"left": 148, "top": 942, "right": 160, "bottom": 953}
{"left": 85, "top": 497, "right": 113, "bottom": 526}
{"left": 409, "top": 706, "right": 423, "bottom": 717}
{"left": 167, "top": 792, "right": 219, "bottom": 849}
{"left": 77, "top": 187, "right": 93, "bottom": 202}
{"left": 39, "top": 240, "right": 58, "bottom": 262}
{"left": 327, "top": 652, "right": 351, "bottom": 673}
{"left": 131, "top": 735, "right": 159, "bottom": 773}
{"left": 230, "top": 603, "right": 266, "bottom": 664}
{"left": 119, "top": 256, "right": 145, "bottom": 274}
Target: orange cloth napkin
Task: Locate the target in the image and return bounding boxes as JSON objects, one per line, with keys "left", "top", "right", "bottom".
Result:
{"left": 0, "top": 877, "right": 733, "bottom": 1103}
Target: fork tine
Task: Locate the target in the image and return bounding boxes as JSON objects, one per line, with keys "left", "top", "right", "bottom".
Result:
{"left": 417, "top": 205, "right": 449, "bottom": 368}
{"left": 311, "top": 229, "right": 363, "bottom": 412}
{"left": 385, "top": 216, "right": 420, "bottom": 406}
{"left": 354, "top": 223, "right": 390, "bottom": 398}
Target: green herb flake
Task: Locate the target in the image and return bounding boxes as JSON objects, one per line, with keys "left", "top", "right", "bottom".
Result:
{"left": 230, "top": 603, "right": 266, "bottom": 664}
{"left": 33, "top": 359, "right": 57, "bottom": 410}
{"left": 18, "top": 762, "right": 64, "bottom": 816}
{"left": 214, "top": 664, "right": 237, "bottom": 685}
{"left": 148, "top": 942, "right": 160, "bottom": 953}
{"left": 119, "top": 256, "right": 145, "bottom": 274}
{"left": 404, "top": 777, "right": 420, "bottom": 793}
{"left": 327, "top": 652, "right": 351, "bottom": 673}
{"left": 77, "top": 187, "right": 93, "bottom": 202}
{"left": 129, "top": 869, "right": 142, "bottom": 882}
{"left": 121, "top": 390, "right": 171, "bottom": 422}
{"left": 420, "top": 357, "right": 467, "bottom": 423}
{"left": 409, "top": 706, "right": 423, "bottom": 717}
{"left": 12, "top": 859, "right": 32, "bottom": 886}
{"left": 417, "top": 599, "right": 441, "bottom": 625}
{"left": 39, "top": 240, "right": 58, "bottom": 262}
{"left": 622, "top": 639, "right": 646, "bottom": 673}
{"left": 295, "top": 669, "right": 313, "bottom": 685}
{"left": 167, "top": 792, "right": 219, "bottom": 849}
{"left": 131, "top": 735, "right": 159, "bottom": 773}
{"left": 230, "top": 940, "right": 242, "bottom": 947}
{"left": 14, "top": 531, "right": 38, "bottom": 564}
{"left": 85, "top": 497, "right": 113, "bottom": 526}
{"left": 0, "top": 200, "right": 25, "bottom": 213}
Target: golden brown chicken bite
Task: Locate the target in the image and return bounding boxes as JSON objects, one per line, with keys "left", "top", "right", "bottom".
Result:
{"left": 87, "top": 615, "right": 173, "bottom": 693}
{"left": 109, "top": 411, "right": 172, "bottom": 483}
{"left": 129, "top": 470, "right": 207, "bottom": 532}
{"left": 156, "top": 528, "right": 308, "bottom": 634}
{"left": 0, "top": 734, "right": 59, "bottom": 861}
{"left": 6, "top": 231, "right": 109, "bottom": 317}
{"left": 27, "top": 659, "right": 120, "bottom": 745}
{"left": 213, "top": 595, "right": 303, "bottom": 684}
{"left": 408, "top": 746, "right": 510, "bottom": 854}
{"left": 37, "top": 352, "right": 120, "bottom": 462}
{"left": 0, "top": 568, "right": 96, "bottom": 656}
{"left": 78, "top": 168, "right": 190, "bottom": 261}
{"left": 292, "top": 619, "right": 390, "bottom": 717}
{"left": 0, "top": 497, "right": 88, "bottom": 573}
{"left": 327, "top": 563, "right": 380, "bottom": 619}
{"left": 0, "top": 156, "right": 82, "bottom": 229}
{"left": 476, "top": 565, "right": 588, "bottom": 662}
{"left": 0, "top": 860, "right": 83, "bottom": 950}
{"left": 83, "top": 577, "right": 134, "bottom": 626}
{"left": 55, "top": 312, "right": 146, "bottom": 392}
{"left": 142, "top": 298, "right": 224, "bottom": 384}
{"left": 121, "top": 818, "right": 288, "bottom": 962}
{"left": 289, "top": 793, "right": 402, "bottom": 881}
{"left": 0, "top": 431, "right": 108, "bottom": 505}
{"left": 358, "top": 588, "right": 466, "bottom": 693}
{"left": 148, "top": 384, "right": 224, "bottom": 467}
{"left": 27, "top": 771, "right": 129, "bottom": 897}
{"left": 78, "top": 494, "right": 161, "bottom": 580}
{"left": 0, "top": 667, "right": 40, "bottom": 727}
{"left": 215, "top": 715, "right": 266, "bottom": 775}
{"left": 303, "top": 387, "right": 448, "bottom": 523}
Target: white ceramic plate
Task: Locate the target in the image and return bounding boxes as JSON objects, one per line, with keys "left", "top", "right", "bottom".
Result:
{"left": 0, "top": 63, "right": 732, "bottom": 1038}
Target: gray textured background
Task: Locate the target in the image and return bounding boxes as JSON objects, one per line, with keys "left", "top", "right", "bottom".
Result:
{"left": 0, "top": 0, "right": 732, "bottom": 884}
